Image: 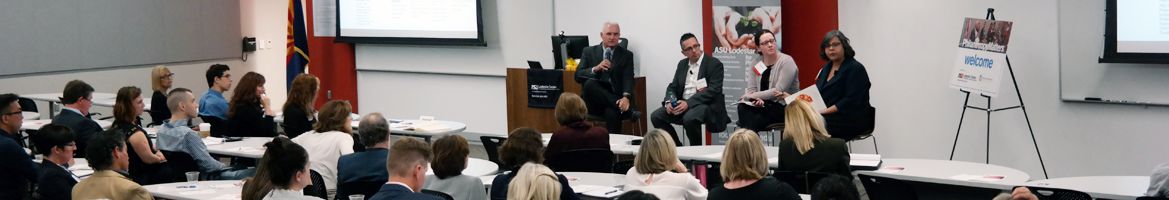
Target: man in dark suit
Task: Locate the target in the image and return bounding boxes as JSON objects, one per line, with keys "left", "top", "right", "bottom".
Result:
{"left": 0, "top": 93, "right": 38, "bottom": 200}
{"left": 33, "top": 124, "right": 79, "bottom": 200}
{"left": 575, "top": 22, "right": 637, "bottom": 133}
{"left": 337, "top": 113, "right": 391, "bottom": 198}
{"left": 651, "top": 33, "right": 729, "bottom": 146}
{"left": 50, "top": 80, "right": 102, "bottom": 158}
{"left": 369, "top": 137, "right": 442, "bottom": 200}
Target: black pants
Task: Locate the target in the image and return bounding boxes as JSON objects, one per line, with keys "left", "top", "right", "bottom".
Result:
{"left": 824, "top": 113, "right": 871, "bottom": 141}
{"left": 736, "top": 102, "right": 785, "bottom": 132}
{"left": 581, "top": 79, "right": 634, "bottom": 133}
{"left": 651, "top": 104, "right": 708, "bottom": 146}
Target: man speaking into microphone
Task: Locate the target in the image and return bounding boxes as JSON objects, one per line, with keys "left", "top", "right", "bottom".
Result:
{"left": 575, "top": 21, "right": 637, "bottom": 134}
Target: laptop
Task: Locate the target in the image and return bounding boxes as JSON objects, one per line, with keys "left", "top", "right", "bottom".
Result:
{"left": 527, "top": 60, "right": 544, "bottom": 70}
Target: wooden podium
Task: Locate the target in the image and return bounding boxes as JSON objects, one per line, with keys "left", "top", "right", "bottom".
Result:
{"left": 505, "top": 68, "right": 647, "bottom": 135}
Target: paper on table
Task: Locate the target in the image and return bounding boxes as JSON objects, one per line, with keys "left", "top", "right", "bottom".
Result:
{"left": 876, "top": 166, "right": 905, "bottom": 173}
{"left": 180, "top": 189, "right": 217, "bottom": 195}
{"left": 72, "top": 169, "right": 94, "bottom": 177}
{"left": 949, "top": 174, "right": 1006, "bottom": 182}
{"left": 849, "top": 153, "right": 881, "bottom": 167}
{"left": 202, "top": 138, "right": 224, "bottom": 146}
{"left": 577, "top": 185, "right": 625, "bottom": 198}
{"left": 784, "top": 85, "right": 828, "bottom": 111}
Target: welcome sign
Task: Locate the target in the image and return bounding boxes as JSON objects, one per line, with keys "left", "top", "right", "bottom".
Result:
{"left": 950, "top": 18, "right": 1013, "bottom": 97}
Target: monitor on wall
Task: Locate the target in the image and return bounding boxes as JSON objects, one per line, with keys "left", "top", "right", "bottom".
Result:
{"left": 336, "top": 0, "right": 486, "bottom": 46}
{"left": 1101, "top": 0, "right": 1169, "bottom": 64}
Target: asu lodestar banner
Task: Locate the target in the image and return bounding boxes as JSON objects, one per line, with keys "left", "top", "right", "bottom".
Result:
{"left": 950, "top": 18, "right": 1013, "bottom": 97}
{"left": 707, "top": 0, "right": 781, "bottom": 145}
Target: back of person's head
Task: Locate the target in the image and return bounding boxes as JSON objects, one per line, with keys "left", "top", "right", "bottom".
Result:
{"left": 243, "top": 137, "right": 310, "bottom": 200}
{"left": 61, "top": 80, "right": 94, "bottom": 105}
{"left": 554, "top": 93, "right": 588, "bottom": 125}
{"left": 616, "top": 190, "right": 660, "bottom": 200}
{"left": 34, "top": 124, "right": 74, "bottom": 157}
{"left": 810, "top": 174, "right": 860, "bottom": 200}
{"left": 721, "top": 129, "right": 768, "bottom": 182}
{"left": 635, "top": 129, "right": 679, "bottom": 174}
{"left": 500, "top": 127, "right": 544, "bottom": 170}
{"left": 205, "top": 64, "right": 231, "bottom": 88}
{"left": 431, "top": 135, "right": 469, "bottom": 179}
{"left": 507, "top": 162, "right": 562, "bottom": 200}
{"left": 228, "top": 72, "right": 266, "bottom": 117}
{"left": 388, "top": 137, "right": 433, "bottom": 178}
{"left": 151, "top": 65, "right": 172, "bottom": 92}
{"left": 113, "top": 86, "right": 143, "bottom": 124}
{"left": 783, "top": 99, "right": 830, "bottom": 154}
{"left": 312, "top": 100, "right": 352, "bottom": 133}
{"left": 85, "top": 129, "right": 127, "bottom": 171}
{"left": 1148, "top": 162, "right": 1169, "bottom": 197}
{"left": 283, "top": 74, "right": 320, "bottom": 118}
{"left": 166, "top": 88, "right": 195, "bottom": 114}
{"left": 357, "top": 113, "right": 389, "bottom": 148}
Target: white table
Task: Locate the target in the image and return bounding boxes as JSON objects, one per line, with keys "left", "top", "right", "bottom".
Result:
{"left": 426, "top": 158, "right": 499, "bottom": 177}
{"left": 1026, "top": 176, "right": 1150, "bottom": 199}
{"left": 22, "top": 111, "right": 40, "bottom": 120}
{"left": 674, "top": 145, "right": 781, "bottom": 165}
{"left": 369, "top": 120, "right": 468, "bottom": 142}
{"left": 23, "top": 93, "right": 151, "bottom": 118}
{"left": 541, "top": 133, "right": 642, "bottom": 155}
{"left": 480, "top": 171, "right": 628, "bottom": 198}
{"left": 854, "top": 159, "right": 1031, "bottom": 190}
{"left": 204, "top": 137, "right": 271, "bottom": 159}
{"left": 20, "top": 119, "right": 113, "bottom": 130}
{"left": 144, "top": 180, "right": 243, "bottom": 200}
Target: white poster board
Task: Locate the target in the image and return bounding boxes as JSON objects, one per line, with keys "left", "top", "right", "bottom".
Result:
{"left": 949, "top": 18, "right": 1013, "bottom": 97}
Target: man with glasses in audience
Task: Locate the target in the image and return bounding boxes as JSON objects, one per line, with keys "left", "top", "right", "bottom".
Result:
{"left": 33, "top": 124, "right": 79, "bottom": 200}
{"left": 0, "top": 93, "right": 38, "bottom": 199}
{"left": 51, "top": 80, "right": 102, "bottom": 158}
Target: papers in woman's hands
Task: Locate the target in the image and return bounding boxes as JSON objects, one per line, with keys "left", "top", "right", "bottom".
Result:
{"left": 737, "top": 99, "right": 761, "bottom": 107}
{"left": 784, "top": 85, "right": 828, "bottom": 111}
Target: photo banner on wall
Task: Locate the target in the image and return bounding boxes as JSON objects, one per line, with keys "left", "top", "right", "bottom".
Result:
{"left": 950, "top": 18, "right": 1013, "bottom": 97}
{"left": 707, "top": 0, "right": 781, "bottom": 145}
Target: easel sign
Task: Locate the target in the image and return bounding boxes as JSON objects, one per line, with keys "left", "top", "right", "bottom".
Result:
{"left": 949, "top": 18, "right": 1013, "bottom": 97}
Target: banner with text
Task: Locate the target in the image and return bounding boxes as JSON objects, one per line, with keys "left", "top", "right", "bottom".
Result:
{"left": 708, "top": 0, "right": 781, "bottom": 145}
{"left": 950, "top": 18, "right": 1013, "bottom": 97}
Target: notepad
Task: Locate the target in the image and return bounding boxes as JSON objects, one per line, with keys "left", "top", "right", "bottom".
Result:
{"left": 575, "top": 185, "right": 625, "bottom": 198}
{"left": 850, "top": 153, "right": 882, "bottom": 170}
{"left": 784, "top": 85, "right": 828, "bottom": 111}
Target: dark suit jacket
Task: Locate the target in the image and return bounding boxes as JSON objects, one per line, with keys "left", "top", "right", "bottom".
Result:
{"left": 337, "top": 148, "right": 388, "bottom": 184}
{"left": 664, "top": 55, "right": 730, "bottom": 132}
{"left": 51, "top": 109, "right": 101, "bottom": 158}
{"left": 0, "top": 130, "right": 37, "bottom": 200}
{"left": 149, "top": 90, "right": 171, "bottom": 126}
{"left": 776, "top": 138, "right": 851, "bottom": 179}
{"left": 37, "top": 160, "right": 77, "bottom": 200}
{"left": 226, "top": 102, "right": 277, "bottom": 137}
{"left": 369, "top": 183, "right": 443, "bottom": 200}
{"left": 815, "top": 58, "right": 871, "bottom": 118}
{"left": 575, "top": 44, "right": 635, "bottom": 98}
{"left": 280, "top": 105, "right": 314, "bottom": 138}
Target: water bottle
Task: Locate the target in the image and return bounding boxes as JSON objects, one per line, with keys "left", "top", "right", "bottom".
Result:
{"left": 666, "top": 91, "right": 678, "bottom": 107}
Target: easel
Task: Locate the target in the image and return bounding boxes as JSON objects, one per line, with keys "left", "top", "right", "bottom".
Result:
{"left": 948, "top": 8, "right": 1049, "bottom": 179}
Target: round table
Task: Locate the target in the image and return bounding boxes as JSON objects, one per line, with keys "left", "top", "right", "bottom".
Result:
{"left": 204, "top": 137, "right": 272, "bottom": 159}
{"left": 22, "top": 111, "right": 40, "bottom": 120}
{"left": 540, "top": 133, "right": 643, "bottom": 155}
{"left": 20, "top": 119, "right": 112, "bottom": 130}
{"left": 426, "top": 158, "right": 499, "bottom": 177}
{"left": 144, "top": 180, "right": 244, "bottom": 200}
{"left": 1026, "top": 176, "right": 1150, "bottom": 199}
{"left": 855, "top": 158, "right": 1031, "bottom": 190}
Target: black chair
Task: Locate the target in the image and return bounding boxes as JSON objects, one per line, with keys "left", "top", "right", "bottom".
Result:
{"left": 772, "top": 171, "right": 835, "bottom": 194}
{"left": 304, "top": 170, "right": 328, "bottom": 199}
{"left": 159, "top": 150, "right": 200, "bottom": 182}
{"left": 1137, "top": 196, "right": 1169, "bottom": 200}
{"left": 1023, "top": 186, "right": 1092, "bottom": 200}
{"left": 480, "top": 136, "right": 507, "bottom": 166}
{"left": 611, "top": 160, "right": 635, "bottom": 174}
{"left": 199, "top": 115, "right": 227, "bottom": 138}
{"left": 545, "top": 148, "right": 615, "bottom": 173}
{"left": 336, "top": 180, "right": 384, "bottom": 200}
{"left": 17, "top": 97, "right": 37, "bottom": 113}
{"left": 857, "top": 174, "right": 918, "bottom": 200}
{"left": 421, "top": 189, "right": 455, "bottom": 200}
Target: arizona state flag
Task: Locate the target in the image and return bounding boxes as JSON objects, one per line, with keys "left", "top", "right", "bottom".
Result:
{"left": 286, "top": 0, "right": 310, "bottom": 88}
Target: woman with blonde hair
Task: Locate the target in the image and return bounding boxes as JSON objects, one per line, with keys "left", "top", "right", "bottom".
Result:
{"left": 291, "top": 100, "right": 356, "bottom": 199}
{"left": 506, "top": 163, "right": 562, "bottom": 200}
{"left": 776, "top": 99, "right": 851, "bottom": 179}
{"left": 149, "top": 65, "right": 174, "bottom": 125}
{"left": 282, "top": 74, "right": 320, "bottom": 138}
{"left": 623, "top": 129, "right": 706, "bottom": 200}
{"left": 709, "top": 129, "right": 800, "bottom": 199}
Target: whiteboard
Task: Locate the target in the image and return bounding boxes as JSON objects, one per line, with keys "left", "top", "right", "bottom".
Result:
{"left": 1059, "top": 0, "right": 1169, "bottom": 106}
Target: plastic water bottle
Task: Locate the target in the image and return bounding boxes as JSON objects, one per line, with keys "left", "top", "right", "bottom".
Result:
{"left": 666, "top": 91, "right": 678, "bottom": 107}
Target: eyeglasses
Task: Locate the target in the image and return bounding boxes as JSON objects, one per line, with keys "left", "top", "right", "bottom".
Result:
{"left": 162, "top": 73, "right": 175, "bottom": 80}
{"left": 682, "top": 44, "right": 702, "bottom": 52}
{"left": 826, "top": 42, "right": 843, "bottom": 49}
{"left": 3, "top": 111, "right": 21, "bottom": 116}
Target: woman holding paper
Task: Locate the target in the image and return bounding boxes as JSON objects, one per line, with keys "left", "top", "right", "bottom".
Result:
{"left": 737, "top": 30, "right": 799, "bottom": 132}
{"left": 815, "top": 30, "right": 873, "bottom": 141}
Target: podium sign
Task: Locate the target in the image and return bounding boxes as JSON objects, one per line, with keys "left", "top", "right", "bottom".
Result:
{"left": 949, "top": 18, "right": 1013, "bottom": 97}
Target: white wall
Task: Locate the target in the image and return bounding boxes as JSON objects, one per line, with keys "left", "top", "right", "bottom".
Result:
{"left": 0, "top": 0, "right": 290, "bottom": 119}
{"left": 841, "top": 0, "right": 1169, "bottom": 178}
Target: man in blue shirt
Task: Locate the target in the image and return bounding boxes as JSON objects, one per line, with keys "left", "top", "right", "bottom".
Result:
{"left": 159, "top": 88, "right": 254, "bottom": 180}
{"left": 0, "top": 93, "right": 38, "bottom": 199}
{"left": 199, "top": 64, "right": 232, "bottom": 120}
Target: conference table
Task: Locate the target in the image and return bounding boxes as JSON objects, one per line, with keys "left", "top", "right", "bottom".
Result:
{"left": 202, "top": 136, "right": 499, "bottom": 177}
{"left": 540, "top": 133, "right": 642, "bottom": 155}
{"left": 275, "top": 112, "right": 468, "bottom": 142}
{"left": 144, "top": 180, "right": 244, "bottom": 200}
{"left": 1026, "top": 176, "right": 1150, "bottom": 199}
{"left": 23, "top": 92, "right": 152, "bottom": 118}
{"left": 22, "top": 111, "right": 39, "bottom": 120}
{"left": 854, "top": 159, "right": 1031, "bottom": 190}
{"left": 674, "top": 145, "right": 784, "bottom": 167}
{"left": 21, "top": 119, "right": 113, "bottom": 130}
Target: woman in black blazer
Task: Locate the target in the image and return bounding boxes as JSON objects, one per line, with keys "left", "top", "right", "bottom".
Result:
{"left": 281, "top": 74, "right": 319, "bottom": 138}
{"left": 227, "top": 72, "right": 277, "bottom": 137}
{"left": 815, "top": 30, "right": 873, "bottom": 141}
{"left": 777, "top": 100, "right": 850, "bottom": 179}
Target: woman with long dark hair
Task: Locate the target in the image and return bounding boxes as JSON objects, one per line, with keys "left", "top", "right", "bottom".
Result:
{"left": 112, "top": 86, "right": 167, "bottom": 184}
{"left": 227, "top": 72, "right": 277, "bottom": 137}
